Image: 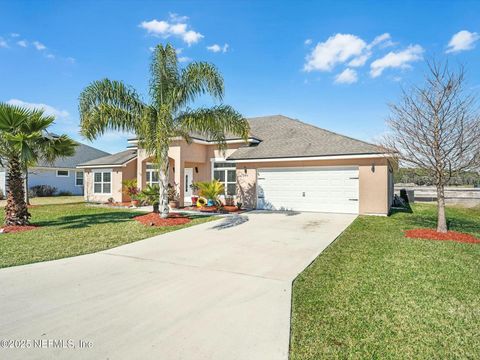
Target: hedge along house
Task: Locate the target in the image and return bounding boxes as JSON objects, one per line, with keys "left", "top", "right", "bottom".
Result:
{"left": 78, "top": 115, "right": 395, "bottom": 215}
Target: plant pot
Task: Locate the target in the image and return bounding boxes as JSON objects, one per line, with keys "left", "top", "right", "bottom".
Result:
{"left": 223, "top": 205, "right": 238, "bottom": 213}
{"left": 152, "top": 203, "right": 160, "bottom": 213}
{"left": 131, "top": 199, "right": 140, "bottom": 207}
{"left": 169, "top": 200, "right": 179, "bottom": 209}
{"left": 191, "top": 196, "right": 199, "bottom": 205}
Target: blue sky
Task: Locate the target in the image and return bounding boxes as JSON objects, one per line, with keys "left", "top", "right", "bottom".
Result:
{"left": 1, "top": 0, "right": 479, "bottom": 154}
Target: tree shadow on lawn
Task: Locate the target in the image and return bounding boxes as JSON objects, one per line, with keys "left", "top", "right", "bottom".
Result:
{"left": 35, "top": 211, "right": 210, "bottom": 230}
{"left": 35, "top": 211, "right": 142, "bottom": 229}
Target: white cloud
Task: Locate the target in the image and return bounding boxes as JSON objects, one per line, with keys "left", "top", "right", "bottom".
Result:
{"left": 304, "top": 32, "right": 394, "bottom": 72}
{"left": 10, "top": 33, "right": 20, "bottom": 38}
{"left": 33, "top": 41, "right": 46, "bottom": 51}
{"left": 46, "top": 54, "right": 55, "bottom": 59}
{"left": 182, "top": 30, "right": 203, "bottom": 45}
{"left": 370, "top": 44, "right": 423, "bottom": 78}
{"left": 206, "top": 43, "right": 229, "bottom": 53}
{"left": 6, "top": 99, "right": 69, "bottom": 118}
{"left": 140, "top": 15, "right": 204, "bottom": 46}
{"left": 304, "top": 38, "right": 312, "bottom": 45}
{"left": 0, "top": 37, "right": 7, "bottom": 48}
{"left": 368, "top": 33, "right": 393, "bottom": 49}
{"left": 334, "top": 68, "right": 358, "bottom": 84}
{"left": 17, "top": 40, "right": 27, "bottom": 47}
{"left": 304, "top": 34, "right": 367, "bottom": 72}
{"left": 178, "top": 56, "right": 192, "bottom": 63}
{"left": 446, "top": 30, "right": 480, "bottom": 53}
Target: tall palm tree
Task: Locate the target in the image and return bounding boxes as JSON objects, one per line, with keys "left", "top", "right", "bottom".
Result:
{"left": 79, "top": 43, "right": 250, "bottom": 218}
{"left": 0, "top": 103, "right": 77, "bottom": 225}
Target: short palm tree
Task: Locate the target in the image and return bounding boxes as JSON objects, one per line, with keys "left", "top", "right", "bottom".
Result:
{"left": 0, "top": 103, "right": 77, "bottom": 225}
{"left": 79, "top": 43, "right": 250, "bottom": 218}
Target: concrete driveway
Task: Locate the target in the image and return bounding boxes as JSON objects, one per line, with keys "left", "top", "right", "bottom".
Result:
{"left": 0, "top": 211, "right": 356, "bottom": 360}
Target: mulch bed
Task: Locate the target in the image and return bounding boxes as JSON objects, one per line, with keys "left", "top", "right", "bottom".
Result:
{"left": 134, "top": 212, "right": 191, "bottom": 227}
{"left": 405, "top": 228, "right": 480, "bottom": 244}
{"left": 1, "top": 225, "right": 39, "bottom": 234}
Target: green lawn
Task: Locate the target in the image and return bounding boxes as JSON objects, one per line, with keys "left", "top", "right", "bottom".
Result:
{"left": 290, "top": 204, "right": 480, "bottom": 359}
{"left": 0, "top": 195, "right": 84, "bottom": 207}
{"left": 0, "top": 202, "right": 216, "bottom": 268}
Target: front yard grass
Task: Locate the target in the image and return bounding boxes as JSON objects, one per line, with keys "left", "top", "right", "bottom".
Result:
{"left": 0, "top": 202, "right": 216, "bottom": 268}
{"left": 290, "top": 203, "right": 480, "bottom": 359}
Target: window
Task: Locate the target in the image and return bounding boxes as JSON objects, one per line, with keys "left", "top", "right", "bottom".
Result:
{"left": 93, "top": 171, "right": 111, "bottom": 194}
{"left": 213, "top": 162, "right": 236, "bottom": 196}
{"left": 56, "top": 170, "right": 69, "bottom": 177}
{"left": 146, "top": 163, "right": 159, "bottom": 185}
{"left": 75, "top": 171, "right": 84, "bottom": 186}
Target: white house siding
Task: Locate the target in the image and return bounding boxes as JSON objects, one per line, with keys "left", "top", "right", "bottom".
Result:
{"left": 0, "top": 168, "right": 84, "bottom": 196}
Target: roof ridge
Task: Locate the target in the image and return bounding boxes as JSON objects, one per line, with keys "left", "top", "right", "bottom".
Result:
{"left": 75, "top": 141, "right": 111, "bottom": 155}
{"left": 277, "top": 115, "right": 381, "bottom": 150}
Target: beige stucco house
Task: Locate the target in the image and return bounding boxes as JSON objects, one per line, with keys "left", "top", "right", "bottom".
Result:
{"left": 78, "top": 115, "right": 395, "bottom": 215}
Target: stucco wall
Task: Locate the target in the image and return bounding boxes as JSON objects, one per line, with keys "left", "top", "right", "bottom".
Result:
{"left": 236, "top": 157, "right": 391, "bottom": 215}
{"left": 84, "top": 167, "right": 124, "bottom": 203}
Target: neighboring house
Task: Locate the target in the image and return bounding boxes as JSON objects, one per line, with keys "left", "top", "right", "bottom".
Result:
{"left": 78, "top": 115, "right": 395, "bottom": 215}
{"left": 0, "top": 141, "right": 110, "bottom": 197}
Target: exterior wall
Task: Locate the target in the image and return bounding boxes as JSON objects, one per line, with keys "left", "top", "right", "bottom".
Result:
{"left": 28, "top": 168, "right": 84, "bottom": 195}
{"left": 0, "top": 168, "right": 84, "bottom": 196}
{"left": 84, "top": 167, "right": 123, "bottom": 203}
{"left": 136, "top": 141, "right": 244, "bottom": 206}
{"left": 237, "top": 157, "right": 392, "bottom": 215}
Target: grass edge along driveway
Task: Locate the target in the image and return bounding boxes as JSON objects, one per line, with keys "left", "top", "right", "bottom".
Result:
{"left": 0, "top": 201, "right": 216, "bottom": 269}
{"left": 290, "top": 203, "right": 480, "bottom": 360}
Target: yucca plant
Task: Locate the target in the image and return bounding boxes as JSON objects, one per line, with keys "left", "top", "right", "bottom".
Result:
{"left": 195, "top": 180, "right": 224, "bottom": 205}
{"left": 139, "top": 184, "right": 160, "bottom": 213}
{"left": 79, "top": 43, "right": 250, "bottom": 218}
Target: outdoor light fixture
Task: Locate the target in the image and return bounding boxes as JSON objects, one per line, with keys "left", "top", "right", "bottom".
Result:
{"left": 244, "top": 166, "right": 247, "bottom": 174}
{"left": 371, "top": 163, "right": 375, "bottom": 173}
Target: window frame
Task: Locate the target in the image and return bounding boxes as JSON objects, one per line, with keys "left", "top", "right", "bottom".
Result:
{"left": 56, "top": 169, "right": 70, "bottom": 177}
{"left": 93, "top": 170, "right": 112, "bottom": 195}
{"left": 145, "top": 163, "right": 160, "bottom": 186}
{"left": 211, "top": 160, "right": 237, "bottom": 196}
{"left": 75, "top": 171, "right": 84, "bottom": 187}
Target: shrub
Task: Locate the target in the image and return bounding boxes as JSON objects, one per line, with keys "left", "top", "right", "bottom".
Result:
{"left": 57, "top": 191, "right": 73, "bottom": 196}
{"left": 29, "top": 185, "right": 57, "bottom": 197}
{"left": 122, "top": 179, "right": 139, "bottom": 200}
{"left": 195, "top": 180, "right": 224, "bottom": 202}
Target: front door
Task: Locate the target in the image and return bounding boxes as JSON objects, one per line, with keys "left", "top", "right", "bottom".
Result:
{"left": 184, "top": 168, "right": 194, "bottom": 205}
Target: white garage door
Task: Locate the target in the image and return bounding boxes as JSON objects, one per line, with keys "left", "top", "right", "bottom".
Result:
{"left": 256, "top": 167, "right": 359, "bottom": 214}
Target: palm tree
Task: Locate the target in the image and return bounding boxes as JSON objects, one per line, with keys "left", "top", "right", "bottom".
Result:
{"left": 0, "top": 103, "right": 77, "bottom": 225}
{"left": 79, "top": 43, "right": 250, "bottom": 218}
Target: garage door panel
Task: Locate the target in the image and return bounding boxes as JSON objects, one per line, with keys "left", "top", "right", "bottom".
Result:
{"left": 257, "top": 167, "right": 359, "bottom": 214}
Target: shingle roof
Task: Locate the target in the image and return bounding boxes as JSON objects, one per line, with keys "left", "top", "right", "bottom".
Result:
{"left": 77, "top": 149, "right": 137, "bottom": 167}
{"left": 36, "top": 142, "right": 110, "bottom": 168}
{"left": 227, "top": 115, "right": 384, "bottom": 160}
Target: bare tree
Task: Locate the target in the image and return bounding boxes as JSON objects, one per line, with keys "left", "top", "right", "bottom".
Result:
{"left": 383, "top": 61, "right": 480, "bottom": 233}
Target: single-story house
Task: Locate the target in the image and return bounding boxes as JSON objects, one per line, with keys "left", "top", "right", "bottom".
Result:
{"left": 0, "top": 139, "right": 109, "bottom": 197}
{"left": 78, "top": 115, "right": 395, "bottom": 215}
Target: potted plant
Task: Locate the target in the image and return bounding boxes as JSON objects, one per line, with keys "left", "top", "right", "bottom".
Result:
{"left": 122, "top": 179, "right": 140, "bottom": 207}
{"left": 168, "top": 183, "right": 180, "bottom": 209}
{"left": 196, "top": 180, "right": 224, "bottom": 212}
{"left": 139, "top": 184, "right": 160, "bottom": 213}
{"left": 190, "top": 182, "right": 199, "bottom": 205}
